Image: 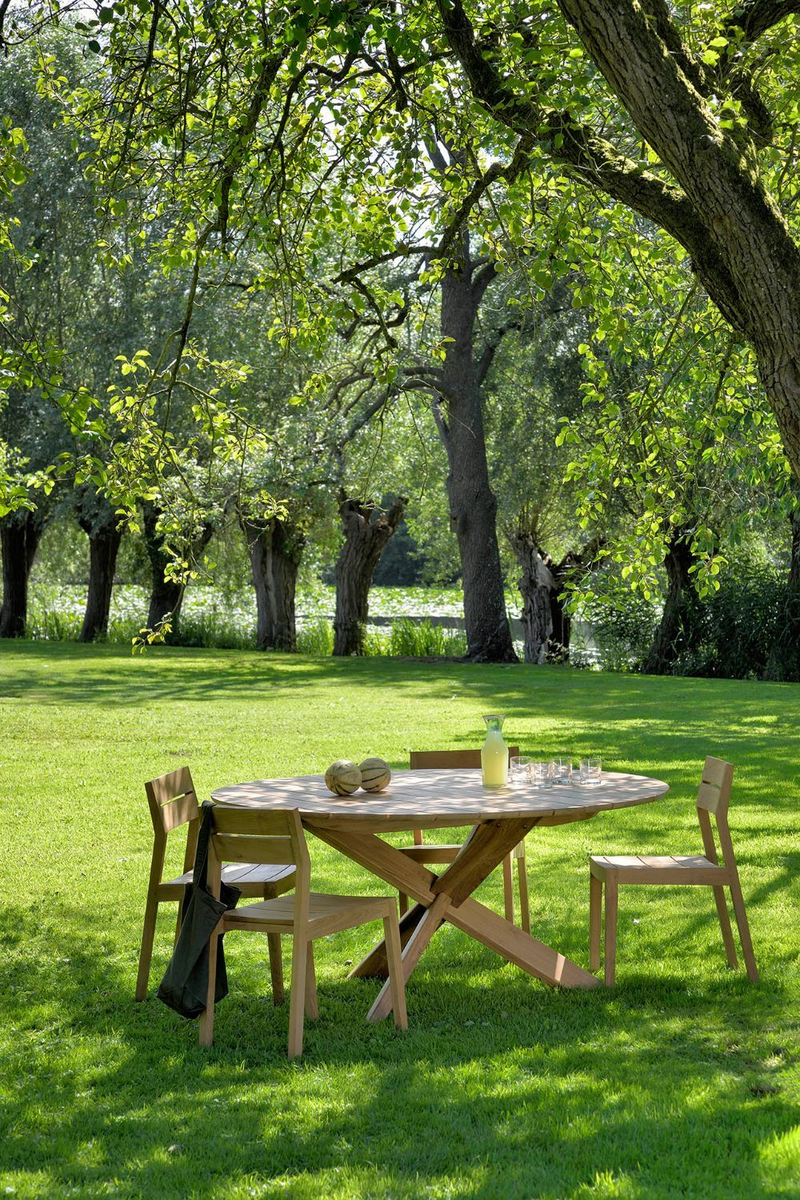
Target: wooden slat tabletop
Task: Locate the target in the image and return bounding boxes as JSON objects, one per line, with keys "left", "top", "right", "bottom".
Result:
{"left": 211, "top": 769, "right": 669, "bottom": 833}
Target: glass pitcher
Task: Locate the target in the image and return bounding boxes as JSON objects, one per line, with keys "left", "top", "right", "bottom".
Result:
{"left": 481, "top": 714, "right": 508, "bottom": 788}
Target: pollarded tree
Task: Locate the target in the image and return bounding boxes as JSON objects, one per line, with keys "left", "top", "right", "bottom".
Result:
{"left": 332, "top": 493, "right": 407, "bottom": 656}
{"left": 557, "top": 219, "right": 792, "bottom": 673}
{"left": 75, "top": 489, "right": 124, "bottom": 642}
{"left": 0, "top": 27, "right": 203, "bottom": 640}
{"left": 0, "top": 32, "right": 95, "bottom": 634}
{"left": 208, "top": 278, "right": 405, "bottom": 655}
{"left": 0, "top": 393, "right": 64, "bottom": 636}
{"left": 484, "top": 282, "right": 608, "bottom": 663}
{"left": 0, "top": 6, "right": 73, "bottom": 516}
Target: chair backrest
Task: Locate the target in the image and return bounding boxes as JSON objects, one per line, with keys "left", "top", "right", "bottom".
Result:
{"left": 695, "top": 756, "right": 736, "bottom": 870}
{"left": 408, "top": 747, "right": 520, "bottom": 846}
{"left": 696, "top": 756, "right": 733, "bottom": 817}
{"left": 145, "top": 766, "right": 200, "bottom": 835}
{"left": 410, "top": 746, "right": 520, "bottom": 769}
{"left": 208, "top": 803, "right": 311, "bottom": 883}
{"left": 207, "top": 804, "right": 309, "bottom": 927}
{"left": 144, "top": 766, "right": 201, "bottom": 880}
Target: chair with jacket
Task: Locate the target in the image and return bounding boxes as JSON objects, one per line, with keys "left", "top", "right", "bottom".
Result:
{"left": 200, "top": 803, "right": 407, "bottom": 1057}
{"left": 136, "top": 767, "right": 296, "bottom": 1002}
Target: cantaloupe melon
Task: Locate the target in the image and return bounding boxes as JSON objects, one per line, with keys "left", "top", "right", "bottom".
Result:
{"left": 359, "top": 757, "right": 391, "bottom": 793}
{"left": 324, "top": 760, "right": 362, "bottom": 795}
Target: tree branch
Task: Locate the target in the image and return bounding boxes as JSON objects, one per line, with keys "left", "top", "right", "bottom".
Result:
{"left": 437, "top": 0, "right": 748, "bottom": 332}
{"left": 333, "top": 244, "right": 435, "bottom": 285}
{"left": 721, "top": 0, "right": 800, "bottom": 43}
{"left": 437, "top": 133, "right": 534, "bottom": 259}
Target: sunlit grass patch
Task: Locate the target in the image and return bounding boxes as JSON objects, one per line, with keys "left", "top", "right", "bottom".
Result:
{"left": 0, "top": 642, "right": 797, "bottom": 1198}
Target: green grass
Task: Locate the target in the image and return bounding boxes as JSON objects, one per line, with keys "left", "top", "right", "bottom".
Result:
{"left": 0, "top": 642, "right": 798, "bottom": 1200}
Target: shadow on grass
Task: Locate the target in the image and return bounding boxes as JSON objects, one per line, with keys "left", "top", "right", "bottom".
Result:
{"left": 2, "top": 902, "right": 796, "bottom": 1198}
{"left": 4, "top": 645, "right": 800, "bottom": 807}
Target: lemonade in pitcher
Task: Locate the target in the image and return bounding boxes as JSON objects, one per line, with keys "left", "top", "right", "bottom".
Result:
{"left": 481, "top": 714, "right": 508, "bottom": 788}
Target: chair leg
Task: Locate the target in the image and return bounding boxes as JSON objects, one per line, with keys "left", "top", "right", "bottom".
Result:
{"left": 199, "top": 926, "right": 221, "bottom": 1047}
{"left": 728, "top": 877, "right": 759, "bottom": 982}
{"left": 135, "top": 893, "right": 160, "bottom": 1001}
{"left": 267, "top": 933, "right": 285, "bottom": 1005}
{"left": 304, "top": 942, "right": 319, "bottom": 1020}
{"left": 173, "top": 901, "right": 183, "bottom": 950}
{"left": 516, "top": 855, "right": 531, "bottom": 935}
{"left": 502, "top": 854, "right": 515, "bottom": 925}
{"left": 382, "top": 914, "right": 408, "bottom": 1031}
{"left": 589, "top": 873, "right": 602, "bottom": 973}
{"left": 398, "top": 892, "right": 409, "bottom": 917}
{"left": 711, "top": 886, "right": 738, "bottom": 969}
{"left": 288, "top": 935, "right": 308, "bottom": 1058}
{"left": 604, "top": 878, "right": 618, "bottom": 987}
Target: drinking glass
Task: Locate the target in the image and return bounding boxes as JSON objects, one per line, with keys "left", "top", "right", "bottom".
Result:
{"left": 550, "top": 757, "right": 574, "bottom": 785}
{"left": 579, "top": 756, "right": 602, "bottom": 786}
{"left": 531, "top": 760, "right": 553, "bottom": 788}
{"left": 508, "top": 755, "right": 532, "bottom": 786}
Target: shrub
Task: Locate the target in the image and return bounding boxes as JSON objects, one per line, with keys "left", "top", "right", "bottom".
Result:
{"left": 296, "top": 620, "right": 334, "bottom": 655}
{"left": 388, "top": 617, "right": 467, "bottom": 658}
{"left": 674, "top": 565, "right": 788, "bottom": 680}
{"left": 25, "top": 607, "right": 83, "bottom": 641}
{"left": 580, "top": 593, "right": 658, "bottom": 672}
{"left": 168, "top": 612, "right": 256, "bottom": 650}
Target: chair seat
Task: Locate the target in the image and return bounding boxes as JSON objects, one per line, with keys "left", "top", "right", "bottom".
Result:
{"left": 590, "top": 854, "right": 728, "bottom": 884}
{"left": 162, "top": 862, "right": 296, "bottom": 896}
{"left": 224, "top": 891, "right": 395, "bottom": 937}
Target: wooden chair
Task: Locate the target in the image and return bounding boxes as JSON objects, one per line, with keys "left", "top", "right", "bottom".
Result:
{"left": 399, "top": 748, "right": 531, "bottom": 933}
{"left": 136, "top": 767, "right": 296, "bottom": 1002}
{"left": 589, "top": 757, "right": 758, "bottom": 985}
{"left": 200, "top": 804, "right": 408, "bottom": 1057}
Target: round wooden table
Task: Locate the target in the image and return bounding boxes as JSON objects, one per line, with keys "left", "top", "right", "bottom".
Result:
{"left": 212, "top": 769, "right": 669, "bottom": 1012}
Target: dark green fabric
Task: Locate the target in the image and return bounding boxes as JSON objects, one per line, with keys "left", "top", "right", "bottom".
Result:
{"left": 157, "top": 802, "right": 240, "bottom": 1019}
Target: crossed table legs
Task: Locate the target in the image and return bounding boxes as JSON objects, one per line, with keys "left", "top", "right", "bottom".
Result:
{"left": 308, "top": 815, "right": 599, "bottom": 1021}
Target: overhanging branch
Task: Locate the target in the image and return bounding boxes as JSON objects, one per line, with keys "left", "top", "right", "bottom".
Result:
{"left": 437, "top": 0, "right": 747, "bottom": 331}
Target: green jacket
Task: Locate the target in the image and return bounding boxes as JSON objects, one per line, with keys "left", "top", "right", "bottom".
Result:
{"left": 157, "top": 802, "right": 240, "bottom": 1019}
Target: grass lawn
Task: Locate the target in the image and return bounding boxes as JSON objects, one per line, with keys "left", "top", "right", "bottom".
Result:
{"left": 0, "top": 642, "right": 798, "bottom": 1199}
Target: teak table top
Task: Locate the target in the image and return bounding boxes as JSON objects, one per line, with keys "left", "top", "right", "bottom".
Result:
{"left": 211, "top": 769, "right": 669, "bottom": 832}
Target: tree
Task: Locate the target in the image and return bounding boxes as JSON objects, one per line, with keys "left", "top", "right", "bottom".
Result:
{"left": 485, "top": 282, "right": 607, "bottom": 662}
{"left": 139, "top": 499, "right": 215, "bottom": 635}
{"left": 75, "top": 490, "right": 123, "bottom": 642}
{"left": 0, "top": 506, "right": 47, "bottom": 636}
{"left": 333, "top": 494, "right": 407, "bottom": 656}
{"left": 438, "top": 0, "right": 800, "bottom": 484}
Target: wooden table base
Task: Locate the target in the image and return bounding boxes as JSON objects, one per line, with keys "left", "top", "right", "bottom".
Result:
{"left": 309, "top": 817, "right": 599, "bottom": 1019}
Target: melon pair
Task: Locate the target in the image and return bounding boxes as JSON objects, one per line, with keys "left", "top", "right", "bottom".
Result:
{"left": 324, "top": 757, "right": 391, "bottom": 795}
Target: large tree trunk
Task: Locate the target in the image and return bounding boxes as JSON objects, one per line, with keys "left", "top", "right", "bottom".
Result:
{"left": 141, "top": 502, "right": 214, "bottom": 633}
{"left": 78, "top": 514, "right": 123, "bottom": 642}
{"left": 790, "top": 504, "right": 800, "bottom": 592}
{"left": 510, "top": 532, "right": 554, "bottom": 664}
{"left": 0, "top": 511, "right": 44, "bottom": 638}
{"left": 434, "top": 233, "right": 516, "bottom": 663}
{"left": 240, "top": 515, "right": 304, "bottom": 651}
{"left": 644, "top": 533, "right": 702, "bottom": 675}
{"left": 554, "top": 0, "right": 800, "bottom": 475}
{"left": 333, "top": 496, "right": 406, "bottom": 656}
